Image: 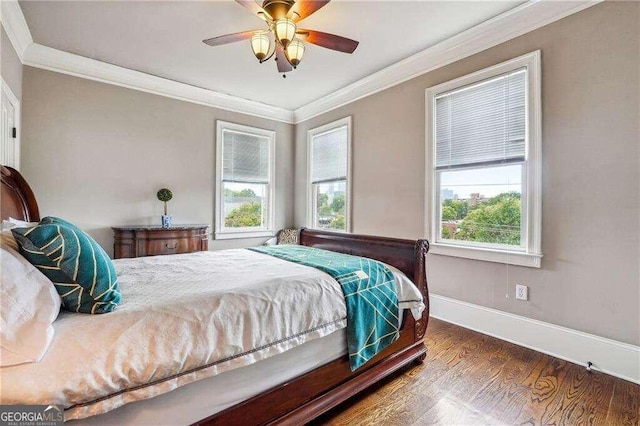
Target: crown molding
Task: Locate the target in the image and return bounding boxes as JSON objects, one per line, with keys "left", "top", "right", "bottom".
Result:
{"left": 1, "top": 0, "right": 294, "bottom": 123}
{"left": 22, "top": 44, "right": 295, "bottom": 123}
{"left": 293, "top": 0, "right": 602, "bottom": 123}
{"left": 2, "top": 0, "right": 601, "bottom": 125}
{"left": 0, "top": 0, "right": 33, "bottom": 62}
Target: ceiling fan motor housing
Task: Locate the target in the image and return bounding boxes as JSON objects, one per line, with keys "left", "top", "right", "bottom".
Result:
{"left": 262, "top": 0, "right": 296, "bottom": 20}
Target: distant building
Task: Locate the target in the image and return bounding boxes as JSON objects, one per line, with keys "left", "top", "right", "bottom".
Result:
{"left": 441, "top": 221, "right": 458, "bottom": 239}
{"left": 329, "top": 190, "right": 345, "bottom": 204}
{"left": 468, "top": 193, "right": 484, "bottom": 206}
{"left": 442, "top": 188, "right": 454, "bottom": 200}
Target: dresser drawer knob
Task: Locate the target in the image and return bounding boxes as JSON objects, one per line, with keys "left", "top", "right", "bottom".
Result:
{"left": 165, "top": 242, "right": 178, "bottom": 250}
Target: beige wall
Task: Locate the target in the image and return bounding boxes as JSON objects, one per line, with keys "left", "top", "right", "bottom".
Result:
{"left": 21, "top": 67, "right": 294, "bottom": 254}
{"left": 294, "top": 2, "right": 640, "bottom": 345}
{"left": 1, "top": 26, "right": 23, "bottom": 101}
{"left": 19, "top": 2, "right": 640, "bottom": 345}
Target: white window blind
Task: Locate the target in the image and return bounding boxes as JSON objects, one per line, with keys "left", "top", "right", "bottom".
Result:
{"left": 435, "top": 69, "right": 526, "bottom": 170}
{"left": 311, "top": 125, "right": 348, "bottom": 184}
{"left": 222, "top": 130, "right": 270, "bottom": 184}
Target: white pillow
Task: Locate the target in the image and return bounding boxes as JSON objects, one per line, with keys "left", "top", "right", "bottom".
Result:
{"left": 1, "top": 219, "right": 38, "bottom": 251}
{"left": 1, "top": 217, "right": 38, "bottom": 230}
{"left": 0, "top": 246, "right": 61, "bottom": 367}
{"left": 0, "top": 229, "right": 19, "bottom": 252}
{"left": 263, "top": 236, "right": 278, "bottom": 246}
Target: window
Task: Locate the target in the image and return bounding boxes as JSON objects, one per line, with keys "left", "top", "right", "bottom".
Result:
{"left": 215, "top": 121, "right": 275, "bottom": 239}
{"left": 426, "top": 51, "right": 542, "bottom": 267}
{"left": 307, "top": 117, "right": 351, "bottom": 232}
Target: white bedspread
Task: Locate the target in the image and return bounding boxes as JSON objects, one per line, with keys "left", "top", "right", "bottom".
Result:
{"left": 0, "top": 249, "right": 423, "bottom": 421}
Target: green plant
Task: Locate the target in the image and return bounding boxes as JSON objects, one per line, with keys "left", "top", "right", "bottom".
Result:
{"left": 456, "top": 193, "right": 521, "bottom": 245}
{"left": 157, "top": 188, "right": 173, "bottom": 215}
{"left": 441, "top": 205, "right": 457, "bottom": 221}
{"left": 328, "top": 215, "right": 345, "bottom": 230}
{"left": 331, "top": 194, "right": 345, "bottom": 212}
{"left": 225, "top": 201, "right": 262, "bottom": 227}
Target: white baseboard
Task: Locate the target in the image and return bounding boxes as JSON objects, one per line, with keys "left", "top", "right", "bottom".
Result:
{"left": 429, "top": 294, "right": 640, "bottom": 384}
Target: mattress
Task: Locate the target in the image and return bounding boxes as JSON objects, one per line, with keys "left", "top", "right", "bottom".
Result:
{"left": 1, "top": 248, "right": 423, "bottom": 421}
{"left": 68, "top": 329, "right": 348, "bottom": 425}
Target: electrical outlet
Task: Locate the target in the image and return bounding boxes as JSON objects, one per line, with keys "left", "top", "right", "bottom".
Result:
{"left": 516, "top": 284, "right": 528, "bottom": 301}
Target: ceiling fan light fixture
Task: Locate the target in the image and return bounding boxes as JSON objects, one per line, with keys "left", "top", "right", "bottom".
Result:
{"left": 274, "top": 18, "right": 296, "bottom": 48}
{"left": 250, "top": 31, "right": 271, "bottom": 61}
{"left": 204, "top": 1, "right": 359, "bottom": 75}
{"left": 285, "top": 39, "right": 305, "bottom": 68}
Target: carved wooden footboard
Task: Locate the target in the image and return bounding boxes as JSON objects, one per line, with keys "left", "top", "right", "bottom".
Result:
{"left": 197, "top": 229, "right": 430, "bottom": 425}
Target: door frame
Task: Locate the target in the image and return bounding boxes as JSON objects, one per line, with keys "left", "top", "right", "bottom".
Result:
{"left": 1, "top": 77, "right": 20, "bottom": 169}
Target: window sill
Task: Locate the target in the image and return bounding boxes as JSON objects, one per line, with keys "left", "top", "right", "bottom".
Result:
{"left": 214, "top": 230, "right": 275, "bottom": 240}
{"left": 429, "top": 242, "right": 542, "bottom": 268}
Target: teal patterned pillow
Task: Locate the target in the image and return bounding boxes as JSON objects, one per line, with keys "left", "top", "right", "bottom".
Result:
{"left": 12, "top": 219, "right": 121, "bottom": 314}
{"left": 39, "top": 216, "right": 81, "bottom": 229}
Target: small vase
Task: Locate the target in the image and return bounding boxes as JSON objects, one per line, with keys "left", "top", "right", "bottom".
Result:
{"left": 161, "top": 214, "right": 173, "bottom": 229}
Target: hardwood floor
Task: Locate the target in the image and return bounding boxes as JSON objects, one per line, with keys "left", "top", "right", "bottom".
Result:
{"left": 313, "top": 318, "right": 640, "bottom": 425}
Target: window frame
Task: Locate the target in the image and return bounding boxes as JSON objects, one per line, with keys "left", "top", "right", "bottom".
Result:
{"left": 425, "top": 51, "right": 542, "bottom": 268}
{"left": 215, "top": 120, "right": 276, "bottom": 240}
{"left": 306, "top": 116, "right": 352, "bottom": 233}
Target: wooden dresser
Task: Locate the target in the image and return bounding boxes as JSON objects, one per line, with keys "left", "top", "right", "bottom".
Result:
{"left": 112, "top": 225, "right": 209, "bottom": 259}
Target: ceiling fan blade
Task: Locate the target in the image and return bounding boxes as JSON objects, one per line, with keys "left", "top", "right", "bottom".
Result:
{"left": 290, "top": 0, "right": 330, "bottom": 22}
{"left": 275, "top": 44, "right": 293, "bottom": 73}
{"left": 235, "top": 0, "right": 272, "bottom": 20}
{"left": 203, "top": 31, "right": 258, "bottom": 47}
{"left": 297, "top": 29, "right": 359, "bottom": 54}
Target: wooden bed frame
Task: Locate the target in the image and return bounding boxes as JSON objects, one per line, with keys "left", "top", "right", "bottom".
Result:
{"left": 1, "top": 165, "right": 430, "bottom": 425}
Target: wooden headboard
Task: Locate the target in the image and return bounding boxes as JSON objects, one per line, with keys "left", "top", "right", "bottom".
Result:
{"left": 1, "top": 166, "right": 40, "bottom": 222}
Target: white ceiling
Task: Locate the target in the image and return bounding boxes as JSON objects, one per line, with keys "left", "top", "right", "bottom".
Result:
{"left": 19, "top": 1, "right": 523, "bottom": 110}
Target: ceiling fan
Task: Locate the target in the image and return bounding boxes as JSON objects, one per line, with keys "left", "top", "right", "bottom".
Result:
{"left": 203, "top": 0, "right": 359, "bottom": 77}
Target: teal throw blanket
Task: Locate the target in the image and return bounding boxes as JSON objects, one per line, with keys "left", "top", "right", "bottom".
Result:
{"left": 250, "top": 245, "right": 399, "bottom": 370}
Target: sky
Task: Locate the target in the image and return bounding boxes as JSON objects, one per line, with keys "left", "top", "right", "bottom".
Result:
{"left": 226, "top": 166, "right": 520, "bottom": 201}
{"left": 441, "top": 164, "right": 521, "bottom": 199}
